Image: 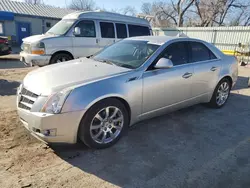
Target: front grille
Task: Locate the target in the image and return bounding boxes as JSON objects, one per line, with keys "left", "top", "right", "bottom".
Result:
{"left": 23, "top": 43, "right": 31, "bottom": 53}
{"left": 18, "top": 88, "right": 39, "bottom": 110}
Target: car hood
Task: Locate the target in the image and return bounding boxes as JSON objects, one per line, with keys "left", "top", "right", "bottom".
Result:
{"left": 22, "top": 33, "right": 57, "bottom": 43}
{"left": 23, "top": 58, "right": 130, "bottom": 96}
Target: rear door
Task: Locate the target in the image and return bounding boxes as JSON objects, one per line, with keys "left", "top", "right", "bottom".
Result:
{"left": 72, "top": 20, "right": 99, "bottom": 58}
{"left": 189, "top": 41, "right": 221, "bottom": 98}
{"left": 98, "top": 21, "right": 116, "bottom": 49}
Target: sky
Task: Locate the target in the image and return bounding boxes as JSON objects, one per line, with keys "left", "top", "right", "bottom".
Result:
{"left": 42, "top": 0, "right": 148, "bottom": 11}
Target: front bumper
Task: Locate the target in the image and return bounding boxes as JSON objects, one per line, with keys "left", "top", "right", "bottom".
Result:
{"left": 17, "top": 108, "right": 85, "bottom": 144}
{"left": 20, "top": 51, "right": 51, "bottom": 66}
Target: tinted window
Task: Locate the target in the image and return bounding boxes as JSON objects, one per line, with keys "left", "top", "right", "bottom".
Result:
{"left": 162, "top": 42, "right": 188, "bottom": 66}
{"left": 190, "top": 42, "right": 217, "bottom": 62}
{"left": 116, "top": 23, "right": 127, "bottom": 38}
{"left": 75, "top": 20, "right": 96, "bottom": 37}
{"left": 100, "top": 22, "right": 115, "bottom": 38}
{"left": 128, "top": 25, "right": 150, "bottom": 37}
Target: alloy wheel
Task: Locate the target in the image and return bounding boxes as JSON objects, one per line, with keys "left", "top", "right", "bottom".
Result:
{"left": 90, "top": 106, "right": 124, "bottom": 144}
{"left": 216, "top": 81, "right": 230, "bottom": 106}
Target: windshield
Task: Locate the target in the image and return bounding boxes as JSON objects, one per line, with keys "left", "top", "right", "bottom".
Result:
{"left": 93, "top": 40, "right": 160, "bottom": 69}
{"left": 46, "top": 19, "right": 75, "bottom": 35}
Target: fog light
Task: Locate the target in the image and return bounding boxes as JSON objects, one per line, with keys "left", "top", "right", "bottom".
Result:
{"left": 42, "top": 129, "right": 56, "bottom": 136}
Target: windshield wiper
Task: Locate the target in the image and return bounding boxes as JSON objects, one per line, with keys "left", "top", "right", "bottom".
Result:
{"left": 94, "top": 59, "right": 116, "bottom": 66}
{"left": 118, "top": 64, "right": 134, "bottom": 69}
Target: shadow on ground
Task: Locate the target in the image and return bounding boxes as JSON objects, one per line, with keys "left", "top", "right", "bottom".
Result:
{"left": 52, "top": 76, "right": 250, "bottom": 188}
{"left": 0, "top": 79, "right": 20, "bottom": 96}
{"left": 0, "top": 59, "right": 26, "bottom": 69}
{"left": 232, "top": 76, "right": 249, "bottom": 90}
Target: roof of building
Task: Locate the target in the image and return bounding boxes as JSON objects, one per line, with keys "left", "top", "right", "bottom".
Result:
{"left": 0, "top": 0, "right": 75, "bottom": 19}
{"left": 63, "top": 11, "right": 150, "bottom": 25}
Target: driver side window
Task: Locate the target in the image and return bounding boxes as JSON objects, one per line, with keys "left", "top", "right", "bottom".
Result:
{"left": 75, "top": 20, "right": 96, "bottom": 37}
{"left": 162, "top": 42, "right": 189, "bottom": 66}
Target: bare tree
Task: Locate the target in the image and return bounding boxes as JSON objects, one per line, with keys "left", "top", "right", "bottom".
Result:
{"left": 24, "top": 0, "right": 43, "bottom": 4}
{"left": 110, "top": 6, "right": 137, "bottom": 16}
{"left": 122, "top": 6, "right": 137, "bottom": 16}
{"left": 141, "top": 1, "right": 195, "bottom": 27}
{"left": 194, "top": 0, "right": 250, "bottom": 26}
{"left": 69, "top": 0, "right": 96, "bottom": 11}
{"left": 141, "top": 3, "right": 152, "bottom": 15}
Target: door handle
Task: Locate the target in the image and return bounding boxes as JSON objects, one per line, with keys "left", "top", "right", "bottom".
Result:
{"left": 182, "top": 72, "right": 193, "bottom": 79}
{"left": 210, "top": 67, "right": 217, "bottom": 71}
{"left": 96, "top": 39, "right": 99, "bottom": 44}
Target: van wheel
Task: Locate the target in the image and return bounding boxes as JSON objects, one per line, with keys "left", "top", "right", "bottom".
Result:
{"left": 78, "top": 98, "right": 129, "bottom": 149}
{"left": 50, "top": 53, "right": 73, "bottom": 64}
{"left": 208, "top": 78, "right": 231, "bottom": 108}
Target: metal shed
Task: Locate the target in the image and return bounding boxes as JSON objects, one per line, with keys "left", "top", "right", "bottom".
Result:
{"left": 0, "top": 0, "right": 75, "bottom": 45}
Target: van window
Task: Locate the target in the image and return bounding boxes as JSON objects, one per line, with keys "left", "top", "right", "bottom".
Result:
{"left": 75, "top": 20, "right": 96, "bottom": 37}
{"left": 115, "top": 23, "right": 127, "bottom": 39}
{"left": 100, "top": 22, "right": 115, "bottom": 38}
{"left": 128, "top": 25, "right": 150, "bottom": 37}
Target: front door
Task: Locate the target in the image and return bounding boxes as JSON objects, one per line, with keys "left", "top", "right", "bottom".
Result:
{"left": 72, "top": 20, "right": 100, "bottom": 58}
{"left": 98, "top": 21, "right": 116, "bottom": 49}
{"left": 17, "top": 22, "right": 31, "bottom": 45}
{"left": 142, "top": 41, "right": 193, "bottom": 115}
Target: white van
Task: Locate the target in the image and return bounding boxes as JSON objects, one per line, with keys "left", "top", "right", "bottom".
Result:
{"left": 20, "top": 11, "right": 152, "bottom": 66}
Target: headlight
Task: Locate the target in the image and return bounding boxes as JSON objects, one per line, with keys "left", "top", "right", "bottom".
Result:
{"left": 41, "top": 89, "right": 72, "bottom": 114}
{"left": 31, "top": 42, "right": 45, "bottom": 55}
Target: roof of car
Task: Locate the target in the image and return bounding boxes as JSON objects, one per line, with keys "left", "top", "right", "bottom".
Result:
{"left": 126, "top": 36, "right": 189, "bottom": 45}
{"left": 63, "top": 10, "right": 150, "bottom": 25}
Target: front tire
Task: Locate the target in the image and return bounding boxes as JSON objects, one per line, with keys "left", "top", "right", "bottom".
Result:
{"left": 78, "top": 98, "right": 129, "bottom": 149}
{"left": 208, "top": 78, "right": 231, "bottom": 108}
{"left": 50, "top": 53, "right": 73, "bottom": 64}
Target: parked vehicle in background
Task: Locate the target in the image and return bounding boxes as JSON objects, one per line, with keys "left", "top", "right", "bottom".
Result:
{"left": 17, "top": 36, "right": 238, "bottom": 149}
{"left": 20, "top": 10, "right": 152, "bottom": 67}
{"left": 0, "top": 36, "right": 11, "bottom": 56}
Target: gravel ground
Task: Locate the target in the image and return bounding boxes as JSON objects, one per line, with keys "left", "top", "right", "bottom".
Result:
{"left": 0, "top": 61, "right": 250, "bottom": 188}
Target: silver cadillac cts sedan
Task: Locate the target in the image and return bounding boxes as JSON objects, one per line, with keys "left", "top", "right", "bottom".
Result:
{"left": 17, "top": 36, "right": 238, "bottom": 149}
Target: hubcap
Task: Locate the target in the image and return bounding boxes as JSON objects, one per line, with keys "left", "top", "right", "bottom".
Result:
{"left": 90, "top": 106, "right": 124, "bottom": 144}
{"left": 56, "top": 57, "right": 69, "bottom": 63}
{"left": 216, "top": 82, "right": 230, "bottom": 106}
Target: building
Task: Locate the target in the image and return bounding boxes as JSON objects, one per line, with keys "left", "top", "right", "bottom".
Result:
{"left": 0, "top": 0, "right": 75, "bottom": 45}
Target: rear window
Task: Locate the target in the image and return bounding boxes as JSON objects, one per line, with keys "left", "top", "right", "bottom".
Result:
{"left": 100, "top": 22, "right": 115, "bottom": 38}
{"left": 190, "top": 42, "right": 217, "bottom": 62}
{"left": 128, "top": 25, "right": 150, "bottom": 37}
{"left": 116, "top": 23, "right": 127, "bottom": 39}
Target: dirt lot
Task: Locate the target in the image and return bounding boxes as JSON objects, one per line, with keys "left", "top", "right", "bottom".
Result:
{"left": 0, "top": 61, "right": 250, "bottom": 188}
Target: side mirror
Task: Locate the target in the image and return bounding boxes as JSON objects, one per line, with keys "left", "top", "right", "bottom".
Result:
{"left": 154, "top": 58, "right": 173, "bottom": 69}
{"left": 73, "top": 27, "right": 81, "bottom": 36}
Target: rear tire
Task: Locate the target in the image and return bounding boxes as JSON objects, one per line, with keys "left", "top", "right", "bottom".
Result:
{"left": 207, "top": 78, "right": 231, "bottom": 108}
{"left": 50, "top": 53, "right": 73, "bottom": 64}
{"left": 78, "top": 98, "right": 129, "bottom": 149}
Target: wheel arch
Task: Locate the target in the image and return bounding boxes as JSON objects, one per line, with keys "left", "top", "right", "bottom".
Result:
{"left": 75, "top": 96, "right": 131, "bottom": 142}
{"left": 222, "top": 75, "right": 233, "bottom": 87}
{"left": 50, "top": 50, "right": 74, "bottom": 63}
